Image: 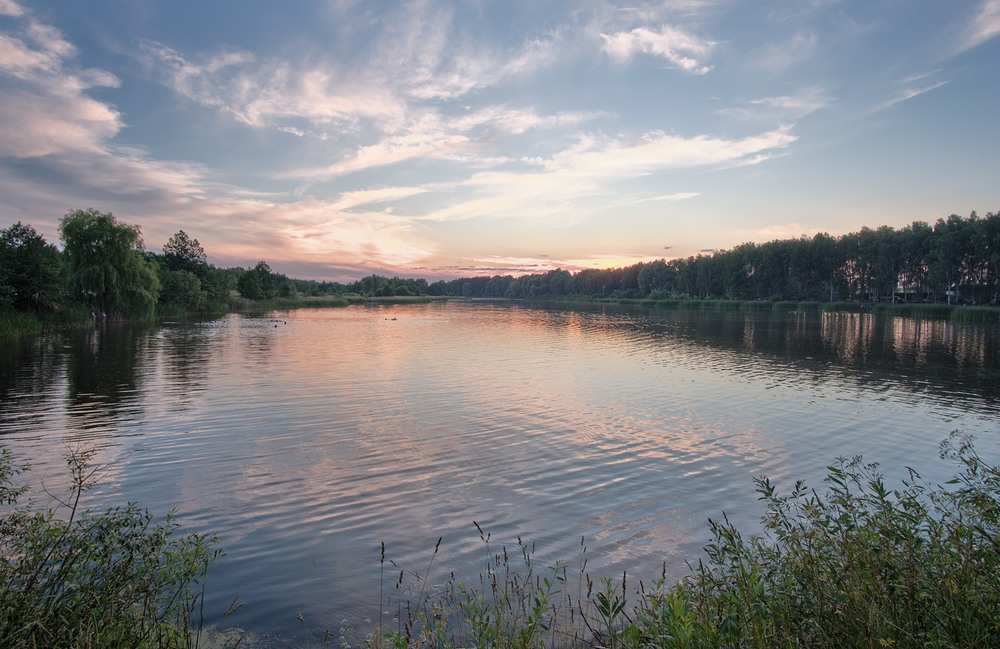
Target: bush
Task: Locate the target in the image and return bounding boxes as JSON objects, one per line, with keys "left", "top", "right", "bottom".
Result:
{"left": 635, "top": 431, "right": 1000, "bottom": 648}
{"left": 0, "top": 448, "right": 221, "bottom": 648}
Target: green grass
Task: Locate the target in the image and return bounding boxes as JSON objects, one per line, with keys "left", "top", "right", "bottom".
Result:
{"left": 345, "top": 295, "right": 435, "bottom": 305}
{"left": 951, "top": 305, "right": 1000, "bottom": 325}
{"left": 225, "top": 294, "right": 351, "bottom": 312}
{"left": 0, "top": 308, "right": 95, "bottom": 341}
{"left": 0, "top": 311, "right": 45, "bottom": 340}
{"left": 369, "top": 431, "right": 1000, "bottom": 649}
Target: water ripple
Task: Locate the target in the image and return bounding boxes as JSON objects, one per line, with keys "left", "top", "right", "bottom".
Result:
{"left": 1, "top": 304, "right": 999, "bottom": 645}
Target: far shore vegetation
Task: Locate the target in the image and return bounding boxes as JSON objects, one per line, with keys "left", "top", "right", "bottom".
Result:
{"left": 3, "top": 208, "right": 1000, "bottom": 340}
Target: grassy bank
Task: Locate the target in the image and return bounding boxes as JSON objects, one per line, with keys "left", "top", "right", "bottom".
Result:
{"left": 600, "top": 296, "right": 1000, "bottom": 323}
{"left": 0, "top": 308, "right": 96, "bottom": 341}
{"left": 344, "top": 295, "right": 439, "bottom": 305}
{"left": 225, "top": 293, "right": 351, "bottom": 312}
{"left": 370, "top": 431, "right": 1000, "bottom": 649}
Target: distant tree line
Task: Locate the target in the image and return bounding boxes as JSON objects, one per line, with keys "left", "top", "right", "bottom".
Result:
{"left": 426, "top": 211, "right": 1000, "bottom": 305}
{"left": 3, "top": 209, "right": 998, "bottom": 324}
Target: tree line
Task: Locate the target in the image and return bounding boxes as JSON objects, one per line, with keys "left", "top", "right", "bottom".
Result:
{"left": 426, "top": 211, "right": 1000, "bottom": 305}
{"left": 0, "top": 208, "right": 348, "bottom": 321}
{"left": 3, "top": 208, "right": 998, "bottom": 323}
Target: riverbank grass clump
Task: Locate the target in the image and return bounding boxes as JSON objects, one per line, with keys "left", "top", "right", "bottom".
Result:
{"left": 0, "top": 448, "right": 221, "bottom": 648}
{"left": 660, "top": 431, "right": 1000, "bottom": 648}
{"left": 374, "top": 432, "right": 1000, "bottom": 649}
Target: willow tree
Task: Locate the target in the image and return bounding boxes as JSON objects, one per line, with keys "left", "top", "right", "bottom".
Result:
{"left": 58, "top": 208, "right": 160, "bottom": 318}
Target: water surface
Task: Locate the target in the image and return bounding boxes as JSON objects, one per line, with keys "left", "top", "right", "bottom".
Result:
{"left": 1, "top": 302, "right": 998, "bottom": 645}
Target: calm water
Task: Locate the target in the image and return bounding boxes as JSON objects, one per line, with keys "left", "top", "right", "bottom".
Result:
{"left": 2, "top": 302, "right": 999, "bottom": 645}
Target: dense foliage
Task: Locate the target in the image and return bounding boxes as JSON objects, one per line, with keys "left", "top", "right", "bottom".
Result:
{"left": 59, "top": 208, "right": 161, "bottom": 319}
{"left": 0, "top": 222, "right": 64, "bottom": 312}
{"left": 0, "top": 448, "right": 220, "bottom": 648}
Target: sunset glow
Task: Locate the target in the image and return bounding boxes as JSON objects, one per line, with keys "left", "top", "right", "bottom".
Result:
{"left": 1, "top": 1, "right": 998, "bottom": 281}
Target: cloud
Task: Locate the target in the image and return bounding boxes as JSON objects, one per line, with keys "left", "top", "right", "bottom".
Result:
{"left": 872, "top": 74, "right": 947, "bottom": 112}
{"left": 955, "top": 0, "right": 1000, "bottom": 53}
{"left": 419, "top": 126, "right": 796, "bottom": 223}
{"left": 441, "top": 252, "right": 670, "bottom": 276}
{"left": 0, "top": 90, "right": 121, "bottom": 157}
{"left": 335, "top": 186, "right": 429, "bottom": 210}
{"left": 600, "top": 25, "right": 714, "bottom": 73}
{"left": 728, "top": 222, "right": 822, "bottom": 243}
{"left": 142, "top": 7, "right": 565, "bottom": 140}
{"left": 749, "top": 30, "right": 818, "bottom": 71}
{"left": 544, "top": 126, "right": 797, "bottom": 175}
{"left": 718, "top": 86, "right": 833, "bottom": 121}
{"left": 285, "top": 107, "right": 600, "bottom": 180}
{"left": 279, "top": 210, "right": 435, "bottom": 267}
{"left": 293, "top": 131, "right": 474, "bottom": 178}
{"left": 449, "top": 106, "right": 599, "bottom": 136}
{"left": 142, "top": 42, "right": 402, "bottom": 131}
{"left": 0, "top": 15, "right": 124, "bottom": 158}
{"left": 623, "top": 192, "right": 702, "bottom": 205}
{"left": 0, "top": 0, "right": 23, "bottom": 16}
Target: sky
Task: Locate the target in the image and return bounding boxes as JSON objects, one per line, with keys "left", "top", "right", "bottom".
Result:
{"left": 1, "top": 0, "right": 998, "bottom": 282}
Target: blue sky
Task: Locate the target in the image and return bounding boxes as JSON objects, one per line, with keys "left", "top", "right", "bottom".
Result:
{"left": 1, "top": 0, "right": 998, "bottom": 281}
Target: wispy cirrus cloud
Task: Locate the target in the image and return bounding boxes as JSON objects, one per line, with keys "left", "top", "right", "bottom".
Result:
{"left": 717, "top": 86, "right": 833, "bottom": 121}
{"left": 419, "top": 126, "right": 796, "bottom": 223}
{"left": 600, "top": 25, "right": 715, "bottom": 73}
{"left": 543, "top": 126, "right": 797, "bottom": 176}
{"left": 872, "top": 72, "right": 947, "bottom": 112}
{"left": 954, "top": 0, "right": 1000, "bottom": 53}
{"left": 142, "top": 42, "right": 405, "bottom": 132}
{"left": 749, "top": 30, "right": 818, "bottom": 71}
{"left": 142, "top": 4, "right": 565, "bottom": 139}
{"left": 287, "top": 107, "right": 599, "bottom": 179}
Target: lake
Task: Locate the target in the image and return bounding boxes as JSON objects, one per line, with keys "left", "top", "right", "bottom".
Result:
{"left": 2, "top": 301, "right": 999, "bottom": 646}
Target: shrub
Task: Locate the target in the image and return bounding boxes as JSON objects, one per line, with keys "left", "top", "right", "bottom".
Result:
{"left": 0, "top": 448, "right": 221, "bottom": 648}
{"left": 641, "top": 431, "right": 1000, "bottom": 648}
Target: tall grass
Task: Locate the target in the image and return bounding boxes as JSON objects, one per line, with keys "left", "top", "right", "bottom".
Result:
{"left": 371, "top": 431, "right": 1000, "bottom": 649}
{"left": 0, "top": 311, "right": 45, "bottom": 340}
{"left": 951, "top": 305, "right": 1000, "bottom": 324}
{"left": 225, "top": 294, "right": 351, "bottom": 312}
{"left": 0, "top": 308, "right": 95, "bottom": 341}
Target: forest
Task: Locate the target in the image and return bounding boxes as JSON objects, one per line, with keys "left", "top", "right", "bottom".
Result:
{"left": 2, "top": 208, "right": 999, "bottom": 328}
{"left": 426, "top": 211, "right": 1000, "bottom": 304}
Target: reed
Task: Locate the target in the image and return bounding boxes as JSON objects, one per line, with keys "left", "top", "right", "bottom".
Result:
{"left": 951, "top": 305, "right": 1000, "bottom": 325}
{"left": 873, "top": 302, "right": 953, "bottom": 319}
{"left": 0, "top": 311, "right": 45, "bottom": 340}
{"left": 816, "top": 301, "right": 860, "bottom": 313}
